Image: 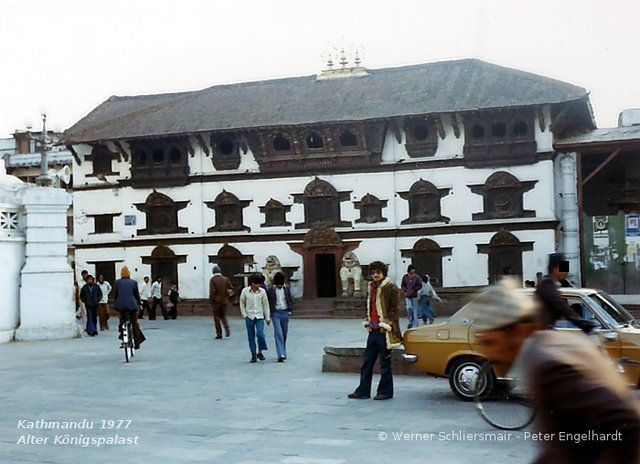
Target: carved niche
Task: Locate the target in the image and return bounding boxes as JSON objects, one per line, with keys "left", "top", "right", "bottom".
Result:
{"left": 129, "top": 137, "right": 190, "bottom": 188}
{"left": 86, "top": 144, "right": 118, "bottom": 177}
{"left": 401, "top": 238, "right": 452, "bottom": 287}
{"left": 463, "top": 109, "right": 537, "bottom": 168}
{"left": 206, "top": 190, "right": 251, "bottom": 232}
{"left": 477, "top": 230, "right": 533, "bottom": 284}
{"left": 293, "top": 178, "right": 351, "bottom": 229}
{"left": 135, "top": 191, "right": 188, "bottom": 235}
{"left": 244, "top": 122, "right": 386, "bottom": 173}
{"left": 353, "top": 193, "right": 388, "bottom": 224}
{"left": 403, "top": 117, "right": 438, "bottom": 158}
{"left": 209, "top": 243, "right": 254, "bottom": 291}
{"left": 399, "top": 179, "right": 450, "bottom": 224}
{"left": 210, "top": 133, "right": 241, "bottom": 170}
{"left": 259, "top": 199, "right": 291, "bottom": 227}
{"left": 469, "top": 171, "right": 536, "bottom": 220}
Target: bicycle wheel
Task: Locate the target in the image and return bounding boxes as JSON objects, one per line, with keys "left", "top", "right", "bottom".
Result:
{"left": 122, "top": 320, "right": 130, "bottom": 363}
{"left": 127, "top": 322, "right": 134, "bottom": 359}
{"left": 473, "top": 361, "right": 536, "bottom": 430}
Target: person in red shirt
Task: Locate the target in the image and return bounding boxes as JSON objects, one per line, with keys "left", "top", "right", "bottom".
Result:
{"left": 348, "top": 261, "right": 402, "bottom": 401}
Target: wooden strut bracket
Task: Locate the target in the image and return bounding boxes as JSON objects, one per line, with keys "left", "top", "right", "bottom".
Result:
{"left": 66, "top": 144, "right": 81, "bottom": 165}
{"left": 582, "top": 149, "right": 621, "bottom": 186}
{"left": 436, "top": 116, "right": 446, "bottom": 139}
{"left": 113, "top": 141, "right": 129, "bottom": 162}
{"left": 194, "top": 134, "right": 210, "bottom": 156}
{"left": 185, "top": 139, "right": 195, "bottom": 157}
{"left": 391, "top": 120, "right": 403, "bottom": 144}
{"left": 536, "top": 107, "right": 546, "bottom": 132}
{"left": 450, "top": 114, "right": 460, "bottom": 138}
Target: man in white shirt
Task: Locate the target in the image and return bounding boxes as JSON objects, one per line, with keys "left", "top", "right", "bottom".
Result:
{"left": 96, "top": 274, "right": 112, "bottom": 331}
{"left": 138, "top": 276, "right": 151, "bottom": 319}
{"left": 239, "top": 275, "right": 271, "bottom": 363}
{"left": 150, "top": 276, "right": 169, "bottom": 320}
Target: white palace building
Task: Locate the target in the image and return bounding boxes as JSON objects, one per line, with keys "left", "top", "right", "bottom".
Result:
{"left": 63, "top": 59, "right": 594, "bottom": 305}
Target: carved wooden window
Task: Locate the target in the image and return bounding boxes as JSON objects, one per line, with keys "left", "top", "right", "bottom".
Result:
{"left": 306, "top": 132, "right": 324, "bottom": 150}
{"left": 135, "top": 191, "right": 188, "bottom": 235}
{"left": 206, "top": 191, "right": 251, "bottom": 232}
{"left": 129, "top": 138, "right": 189, "bottom": 188}
{"left": 399, "top": 179, "right": 450, "bottom": 224}
{"left": 463, "top": 109, "right": 537, "bottom": 167}
{"left": 401, "top": 238, "right": 452, "bottom": 287}
{"left": 354, "top": 194, "right": 388, "bottom": 224}
{"left": 339, "top": 130, "right": 358, "bottom": 148}
{"left": 210, "top": 134, "right": 241, "bottom": 170}
{"left": 403, "top": 118, "right": 438, "bottom": 158}
{"left": 87, "top": 145, "right": 118, "bottom": 177}
{"left": 293, "top": 178, "right": 350, "bottom": 229}
{"left": 260, "top": 199, "right": 291, "bottom": 227}
{"left": 469, "top": 171, "right": 536, "bottom": 220}
{"left": 477, "top": 231, "right": 533, "bottom": 284}
{"left": 209, "top": 244, "right": 253, "bottom": 291}
{"left": 273, "top": 134, "right": 292, "bottom": 152}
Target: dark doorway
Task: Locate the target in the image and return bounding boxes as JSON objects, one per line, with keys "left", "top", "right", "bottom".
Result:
{"left": 93, "top": 261, "right": 117, "bottom": 297}
{"left": 488, "top": 249, "right": 522, "bottom": 284}
{"left": 315, "top": 253, "right": 336, "bottom": 297}
{"left": 152, "top": 260, "right": 178, "bottom": 295}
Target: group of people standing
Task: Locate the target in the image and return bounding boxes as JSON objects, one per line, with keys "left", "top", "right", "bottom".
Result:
{"left": 208, "top": 266, "right": 293, "bottom": 363}
{"left": 401, "top": 265, "right": 442, "bottom": 328}
{"left": 137, "top": 276, "right": 180, "bottom": 321}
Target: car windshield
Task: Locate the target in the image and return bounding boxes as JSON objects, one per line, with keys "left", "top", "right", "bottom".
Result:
{"left": 587, "top": 292, "right": 638, "bottom": 328}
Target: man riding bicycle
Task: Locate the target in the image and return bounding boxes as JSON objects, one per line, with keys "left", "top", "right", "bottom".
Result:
{"left": 113, "top": 266, "right": 146, "bottom": 349}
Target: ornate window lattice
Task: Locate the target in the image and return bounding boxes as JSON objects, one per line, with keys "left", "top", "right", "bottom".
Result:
{"left": 0, "top": 211, "right": 20, "bottom": 231}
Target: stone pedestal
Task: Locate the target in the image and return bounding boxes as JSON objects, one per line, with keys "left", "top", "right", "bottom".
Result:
{"left": 15, "top": 187, "right": 80, "bottom": 341}
{"left": 0, "top": 160, "right": 27, "bottom": 343}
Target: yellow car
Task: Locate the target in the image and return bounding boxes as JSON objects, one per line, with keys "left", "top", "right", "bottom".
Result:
{"left": 402, "top": 287, "right": 640, "bottom": 400}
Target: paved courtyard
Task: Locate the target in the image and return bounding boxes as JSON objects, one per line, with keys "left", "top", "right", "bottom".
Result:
{"left": 0, "top": 316, "right": 536, "bottom": 464}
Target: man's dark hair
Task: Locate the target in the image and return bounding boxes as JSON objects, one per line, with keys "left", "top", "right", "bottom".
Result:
{"left": 422, "top": 274, "right": 430, "bottom": 283}
{"left": 86, "top": 275, "right": 94, "bottom": 282}
{"left": 250, "top": 274, "right": 263, "bottom": 285}
{"left": 548, "top": 253, "right": 567, "bottom": 272}
{"left": 81, "top": 270, "right": 88, "bottom": 275}
{"left": 407, "top": 264, "right": 416, "bottom": 273}
{"left": 370, "top": 261, "right": 388, "bottom": 277}
{"left": 273, "top": 272, "right": 285, "bottom": 286}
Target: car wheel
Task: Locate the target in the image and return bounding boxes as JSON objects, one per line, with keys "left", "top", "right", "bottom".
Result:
{"left": 448, "top": 357, "right": 494, "bottom": 401}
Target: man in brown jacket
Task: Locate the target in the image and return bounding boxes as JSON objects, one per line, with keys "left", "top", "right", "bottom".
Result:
{"left": 209, "top": 265, "right": 234, "bottom": 340}
{"left": 348, "top": 260, "right": 402, "bottom": 401}
{"left": 471, "top": 278, "right": 640, "bottom": 464}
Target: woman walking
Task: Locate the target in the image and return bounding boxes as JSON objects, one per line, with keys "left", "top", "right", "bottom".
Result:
{"left": 113, "top": 266, "right": 146, "bottom": 350}
{"left": 239, "top": 274, "right": 271, "bottom": 363}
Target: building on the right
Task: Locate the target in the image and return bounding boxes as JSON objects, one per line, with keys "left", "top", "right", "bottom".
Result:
{"left": 555, "top": 108, "right": 640, "bottom": 308}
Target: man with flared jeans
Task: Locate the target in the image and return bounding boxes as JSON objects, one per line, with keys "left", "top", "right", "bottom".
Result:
{"left": 240, "top": 274, "right": 271, "bottom": 363}
{"left": 266, "top": 272, "right": 293, "bottom": 362}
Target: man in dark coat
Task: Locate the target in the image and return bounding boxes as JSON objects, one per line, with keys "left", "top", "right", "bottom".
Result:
{"left": 266, "top": 272, "right": 294, "bottom": 362}
{"left": 80, "top": 275, "right": 102, "bottom": 337}
{"left": 471, "top": 278, "right": 640, "bottom": 464}
{"left": 113, "top": 266, "right": 145, "bottom": 349}
{"left": 209, "top": 265, "right": 233, "bottom": 339}
{"left": 535, "top": 253, "right": 595, "bottom": 333}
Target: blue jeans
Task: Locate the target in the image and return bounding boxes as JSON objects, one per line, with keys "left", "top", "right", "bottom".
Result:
{"left": 417, "top": 296, "right": 434, "bottom": 323}
{"left": 86, "top": 306, "right": 98, "bottom": 335}
{"left": 272, "top": 310, "right": 289, "bottom": 358}
{"left": 405, "top": 297, "right": 419, "bottom": 328}
{"left": 354, "top": 331, "right": 393, "bottom": 398}
{"left": 244, "top": 317, "right": 268, "bottom": 357}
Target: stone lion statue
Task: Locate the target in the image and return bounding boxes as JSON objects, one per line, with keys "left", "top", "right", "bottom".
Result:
{"left": 340, "top": 251, "right": 363, "bottom": 298}
{"left": 262, "top": 255, "right": 283, "bottom": 286}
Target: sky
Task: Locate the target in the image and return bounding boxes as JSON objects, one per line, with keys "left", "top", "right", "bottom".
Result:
{"left": 1, "top": 0, "right": 639, "bottom": 138}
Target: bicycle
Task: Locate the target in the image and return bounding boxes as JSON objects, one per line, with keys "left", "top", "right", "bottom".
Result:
{"left": 120, "top": 311, "right": 135, "bottom": 363}
{"left": 472, "top": 356, "right": 640, "bottom": 431}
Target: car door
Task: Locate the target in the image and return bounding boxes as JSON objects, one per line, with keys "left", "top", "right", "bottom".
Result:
{"left": 553, "top": 296, "right": 622, "bottom": 360}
